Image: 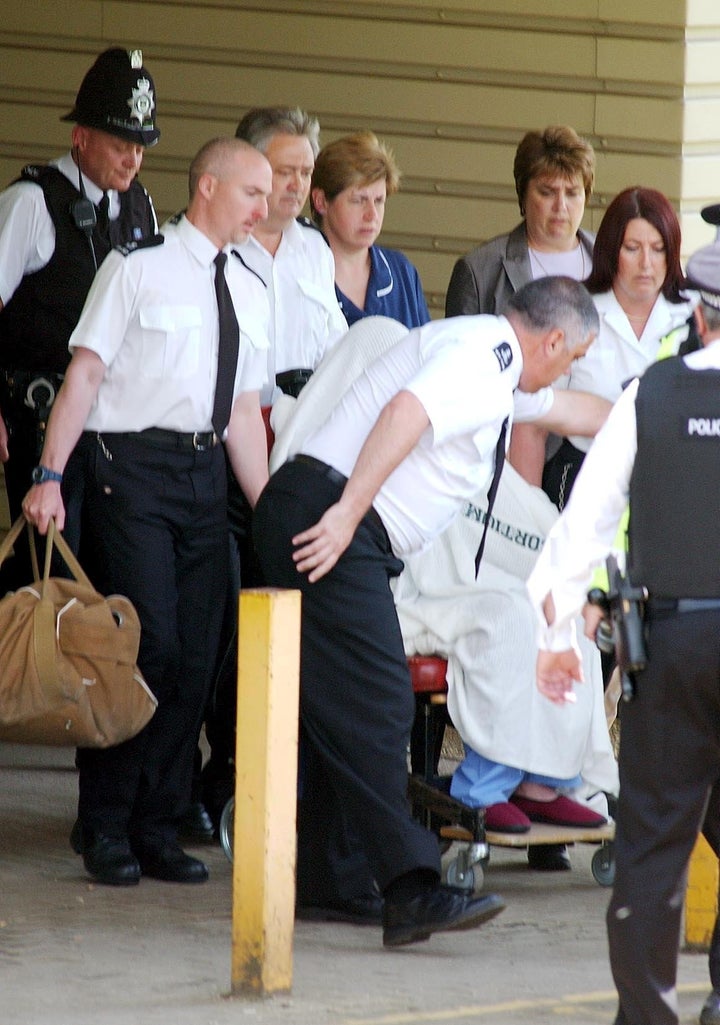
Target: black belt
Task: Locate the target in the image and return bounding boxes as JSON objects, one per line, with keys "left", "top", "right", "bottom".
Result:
{"left": 647, "top": 597, "right": 720, "bottom": 614}
{"left": 110, "top": 428, "right": 220, "bottom": 452}
{"left": 275, "top": 368, "right": 313, "bottom": 398}
{"left": 290, "top": 454, "right": 386, "bottom": 535}
{"left": 0, "top": 369, "right": 65, "bottom": 411}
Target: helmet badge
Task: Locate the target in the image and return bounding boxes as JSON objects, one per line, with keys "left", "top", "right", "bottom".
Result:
{"left": 128, "top": 77, "right": 155, "bottom": 124}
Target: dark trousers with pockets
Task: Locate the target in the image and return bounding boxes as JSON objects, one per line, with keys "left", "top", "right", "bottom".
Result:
{"left": 252, "top": 460, "right": 440, "bottom": 902}
{"left": 703, "top": 781, "right": 720, "bottom": 993}
{"left": 76, "top": 433, "right": 228, "bottom": 847}
{"left": 608, "top": 606, "right": 720, "bottom": 1025}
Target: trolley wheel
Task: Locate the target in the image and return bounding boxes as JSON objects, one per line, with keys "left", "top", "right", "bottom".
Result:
{"left": 445, "top": 856, "right": 481, "bottom": 892}
{"left": 219, "top": 796, "right": 234, "bottom": 863}
{"left": 591, "top": 843, "right": 615, "bottom": 887}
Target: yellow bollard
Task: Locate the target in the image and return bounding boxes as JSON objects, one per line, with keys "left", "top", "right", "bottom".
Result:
{"left": 685, "top": 832, "right": 719, "bottom": 951}
{"left": 231, "top": 587, "right": 301, "bottom": 996}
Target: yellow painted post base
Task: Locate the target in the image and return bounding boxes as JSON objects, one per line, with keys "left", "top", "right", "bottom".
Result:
{"left": 231, "top": 588, "right": 301, "bottom": 997}
{"left": 685, "top": 832, "right": 719, "bottom": 951}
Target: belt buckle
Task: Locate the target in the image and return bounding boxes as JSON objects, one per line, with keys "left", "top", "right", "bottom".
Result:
{"left": 192, "top": 431, "right": 216, "bottom": 452}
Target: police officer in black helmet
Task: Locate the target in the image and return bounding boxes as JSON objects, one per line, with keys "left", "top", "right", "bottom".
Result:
{"left": 0, "top": 47, "right": 159, "bottom": 589}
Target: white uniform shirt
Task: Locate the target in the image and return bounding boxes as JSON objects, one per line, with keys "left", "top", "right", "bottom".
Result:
{"left": 527, "top": 338, "right": 720, "bottom": 652}
{"left": 234, "top": 220, "right": 347, "bottom": 404}
{"left": 556, "top": 289, "right": 696, "bottom": 452}
{"left": 70, "top": 214, "right": 269, "bottom": 434}
{"left": 303, "top": 314, "right": 553, "bottom": 556}
{"left": 0, "top": 152, "right": 155, "bottom": 306}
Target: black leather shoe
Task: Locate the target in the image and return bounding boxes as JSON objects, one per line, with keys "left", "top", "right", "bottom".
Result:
{"left": 83, "top": 835, "right": 141, "bottom": 886}
{"left": 296, "top": 894, "right": 384, "bottom": 925}
{"left": 177, "top": 802, "right": 216, "bottom": 845}
{"left": 135, "top": 842, "right": 209, "bottom": 883}
{"left": 701, "top": 988, "right": 720, "bottom": 1025}
{"left": 383, "top": 886, "right": 505, "bottom": 947}
{"left": 527, "top": 843, "right": 571, "bottom": 871}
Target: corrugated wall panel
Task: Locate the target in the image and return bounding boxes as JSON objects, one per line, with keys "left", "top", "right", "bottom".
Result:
{"left": 1, "top": 2, "right": 719, "bottom": 313}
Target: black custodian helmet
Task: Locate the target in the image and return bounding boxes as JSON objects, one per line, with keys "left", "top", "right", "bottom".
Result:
{"left": 62, "top": 47, "right": 160, "bottom": 147}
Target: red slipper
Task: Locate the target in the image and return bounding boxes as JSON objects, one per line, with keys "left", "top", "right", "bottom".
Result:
{"left": 510, "top": 794, "right": 607, "bottom": 828}
{"left": 484, "top": 801, "right": 531, "bottom": 834}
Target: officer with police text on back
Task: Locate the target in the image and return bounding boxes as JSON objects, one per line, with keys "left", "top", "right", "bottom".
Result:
{"left": 527, "top": 234, "right": 720, "bottom": 1025}
{"left": 0, "top": 47, "right": 159, "bottom": 589}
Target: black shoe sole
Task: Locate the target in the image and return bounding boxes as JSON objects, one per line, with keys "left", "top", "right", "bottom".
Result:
{"left": 82, "top": 859, "right": 141, "bottom": 886}
{"left": 296, "top": 904, "right": 382, "bottom": 926}
{"left": 383, "top": 895, "right": 505, "bottom": 948}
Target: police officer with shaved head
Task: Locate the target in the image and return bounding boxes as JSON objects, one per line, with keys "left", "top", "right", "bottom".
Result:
{"left": 528, "top": 224, "right": 720, "bottom": 1025}
{"left": 0, "top": 47, "right": 159, "bottom": 588}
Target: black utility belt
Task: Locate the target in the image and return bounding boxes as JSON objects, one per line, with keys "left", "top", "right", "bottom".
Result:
{"left": 646, "top": 597, "right": 720, "bottom": 614}
{"left": 0, "top": 369, "right": 65, "bottom": 411}
{"left": 275, "top": 367, "right": 313, "bottom": 398}
{"left": 98, "top": 428, "right": 220, "bottom": 452}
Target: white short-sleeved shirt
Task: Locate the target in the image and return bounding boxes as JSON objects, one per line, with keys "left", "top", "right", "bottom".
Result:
{"left": 527, "top": 338, "right": 720, "bottom": 653}
{"left": 234, "top": 220, "right": 347, "bottom": 404}
{"left": 303, "top": 314, "right": 553, "bottom": 555}
{"left": 71, "top": 215, "right": 270, "bottom": 434}
{"left": 0, "top": 152, "right": 152, "bottom": 306}
{"left": 556, "top": 289, "right": 697, "bottom": 452}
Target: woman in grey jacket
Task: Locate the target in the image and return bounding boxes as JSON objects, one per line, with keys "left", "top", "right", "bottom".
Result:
{"left": 446, "top": 126, "right": 596, "bottom": 487}
{"left": 445, "top": 125, "right": 596, "bottom": 319}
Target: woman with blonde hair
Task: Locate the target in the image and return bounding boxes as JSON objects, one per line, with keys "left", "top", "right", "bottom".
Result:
{"left": 311, "top": 131, "right": 430, "bottom": 328}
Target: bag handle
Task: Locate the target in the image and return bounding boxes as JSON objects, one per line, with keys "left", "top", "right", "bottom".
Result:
{"left": 0, "top": 516, "right": 94, "bottom": 591}
{"left": 47, "top": 520, "right": 94, "bottom": 590}
{"left": 0, "top": 515, "right": 31, "bottom": 572}
{"left": 0, "top": 516, "right": 93, "bottom": 699}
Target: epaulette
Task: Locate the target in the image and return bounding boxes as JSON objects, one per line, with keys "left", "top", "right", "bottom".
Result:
{"left": 20, "top": 164, "right": 43, "bottom": 182}
{"left": 16, "top": 164, "right": 62, "bottom": 188}
{"left": 116, "top": 233, "right": 165, "bottom": 256}
{"left": 492, "top": 341, "right": 513, "bottom": 372}
{"left": 167, "top": 209, "right": 184, "bottom": 226}
{"left": 297, "top": 215, "right": 322, "bottom": 234}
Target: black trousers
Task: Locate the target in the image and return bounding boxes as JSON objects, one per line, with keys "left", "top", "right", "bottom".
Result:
{"left": 703, "top": 782, "right": 720, "bottom": 991}
{"left": 253, "top": 460, "right": 440, "bottom": 901}
{"left": 75, "top": 433, "right": 228, "bottom": 846}
{"left": 541, "top": 437, "right": 586, "bottom": 512}
{"left": 608, "top": 605, "right": 720, "bottom": 1025}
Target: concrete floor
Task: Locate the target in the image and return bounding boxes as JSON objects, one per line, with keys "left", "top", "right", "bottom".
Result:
{"left": 0, "top": 741, "right": 713, "bottom": 1025}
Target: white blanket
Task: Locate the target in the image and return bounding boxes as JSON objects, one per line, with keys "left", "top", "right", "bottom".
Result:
{"left": 394, "top": 462, "right": 618, "bottom": 796}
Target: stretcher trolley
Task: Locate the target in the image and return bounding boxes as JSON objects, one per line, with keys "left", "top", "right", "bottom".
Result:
{"left": 407, "top": 655, "right": 616, "bottom": 891}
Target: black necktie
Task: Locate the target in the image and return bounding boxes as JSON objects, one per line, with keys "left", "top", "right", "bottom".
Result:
{"left": 212, "top": 252, "right": 240, "bottom": 437}
{"left": 474, "top": 417, "right": 508, "bottom": 577}
{"left": 96, "top": 191, "right": 110, "bottom": 238}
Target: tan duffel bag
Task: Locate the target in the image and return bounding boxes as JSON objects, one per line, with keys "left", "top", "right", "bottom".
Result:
{"left": 0, "top": 516, "right": 157, "bottom": 747}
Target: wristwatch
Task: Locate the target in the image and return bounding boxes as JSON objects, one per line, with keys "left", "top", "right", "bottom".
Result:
{"left": 31, "top": 465, "right": 63, "bottom": 485}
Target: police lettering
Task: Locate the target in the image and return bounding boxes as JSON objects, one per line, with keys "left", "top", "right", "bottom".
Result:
{"left": 687, "top": 417, "right": 720, "bottom": 437}
{"left": 462, "top": 502, "right": 542, "bottom": 552}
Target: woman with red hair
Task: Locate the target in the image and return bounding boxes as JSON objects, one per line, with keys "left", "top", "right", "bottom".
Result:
{"left": 543, "top": 186, "right": 697, "bottom": 508}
